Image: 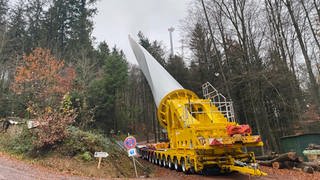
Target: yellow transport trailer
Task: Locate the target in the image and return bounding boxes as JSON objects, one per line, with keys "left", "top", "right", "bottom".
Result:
{"left": 129, "top": 36, "right": 266, "bottom": 176}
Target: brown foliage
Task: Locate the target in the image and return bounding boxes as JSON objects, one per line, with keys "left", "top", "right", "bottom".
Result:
{"left": 11, "top": 48, "right": 77, "bottom": 148}
{"left": 11, "top": 48, "right": 76, "bottom": 109}
{"left": 33, "top": 110, "right": 77, "bottom": 148}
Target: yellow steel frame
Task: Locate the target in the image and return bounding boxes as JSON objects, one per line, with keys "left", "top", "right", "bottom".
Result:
{"left": 148, "top": 89, "right": 267, "bottom": 176}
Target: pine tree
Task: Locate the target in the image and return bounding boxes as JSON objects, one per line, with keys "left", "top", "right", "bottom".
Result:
{"left": 25, "top": 0, "right": 47, "bottom": 50}
{"left": 137, "top": 31, "right": 166, "bottom": 66}
{"left": 44, "top": 0, "right": 97, "bottom": 61}
{"left": 88, "top": 47, "right": 128, "bottom": 132}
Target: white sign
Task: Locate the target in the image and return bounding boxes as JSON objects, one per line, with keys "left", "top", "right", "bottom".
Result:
{"left": 94, "top": 152, "right": 109, "bottom": 158}
{"left": 128, "top": 148, "right": 137, "bottom": 157}
{"left": 27, "top": 121, "right": 40, "bottom": 129}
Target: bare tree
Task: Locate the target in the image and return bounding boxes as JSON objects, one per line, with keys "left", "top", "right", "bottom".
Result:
{"left": 282, "top": 0, "right": 320, "bottom": 113}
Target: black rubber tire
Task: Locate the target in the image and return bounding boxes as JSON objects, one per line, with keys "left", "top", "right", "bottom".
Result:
{"left": 151, "top": 155, "right": 156, "bottom": 164}
{"left": 162, "top": 157, "right": 167, "bottom": 167}
{"left": 157, "top": 156, "right": 160, "bottom": 165}
{"left": 168, "top": 158, "right": 174, "bottom": 170}
{"left": 181, "top": 159, "right": 190, "bottom": 174}
{"left": 148, "top": 154, "right": 152, "bottom": 162}
{"left": 189, "top": 166, "right": 195, "bottom": 174}
{"left": 174, "top": 158, "right": 181, "bottom": 172}
{"left": 153, "top": 155, "right": 157, "bottom": 164}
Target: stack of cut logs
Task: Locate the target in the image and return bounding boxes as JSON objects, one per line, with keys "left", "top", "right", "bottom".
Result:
{"left": 305, "top": 144, "right": 320, "bottom": 151}
{"left": 257, "top": 152, "right": 320, "bottom": 174}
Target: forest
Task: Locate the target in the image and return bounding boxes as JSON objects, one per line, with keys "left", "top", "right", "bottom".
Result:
{"left": 0, "top": 0, "right": 320, "bottom": 153}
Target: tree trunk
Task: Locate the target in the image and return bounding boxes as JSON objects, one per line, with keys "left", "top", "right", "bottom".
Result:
{"left": 284, "top": 0, "right": 320, "bottom": 113}
{"left": 300, "top": 0, "right": 320, "bottom": 52}
{"left": 201, "top": 0, "right": 232, "bottom": 99}
{"left": 256, "top": 154, "right": 279, "bottom": 161}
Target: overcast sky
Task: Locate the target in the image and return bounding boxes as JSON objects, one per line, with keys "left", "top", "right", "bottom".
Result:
{"left": 92, "top": 0, "right": 191, "bottom": 64}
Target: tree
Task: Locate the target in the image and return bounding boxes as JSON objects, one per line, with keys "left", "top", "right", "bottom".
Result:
{"left": 282, "top": 0, "right": 320, "bottom": 113}
{"left": 88, "top": 47, "right": 128, "bottom": 132}
{"left": 184, "top": 0, "right": 310, "bottom": 152}
{"left": 11, "top": 48, "right": 75, "bottom": 112}
{"left": 189, "top": 23, "right": 216, "bottom": 86}
{"left": 96, "top": 41, "right": 110, "bottom": 68}
{"left": 0, "top": 1, "right": 28, "bottom": 117}
{"left": 166, "top": 55, "right": 189, "bottom": 88}
{"left": 138, "top": 31, "right": 166, "bottom": 66}
{"left": 0, "top": 0, "right": 8, "bottom": 89}
{"left": 44, "top": 0, "right": 97, "bottom": 61}
{"left": 0, "top": 0, "right": 7, "bottom": 28}
{"left": 11, "top": 48, "right": 76, "bottom": 149}
{"left": 25, "top": 0, "right": 47, "bottom": 50}
{"left": 6, "top": 1, "right": 27, "bottom": 57}
{"left": 123, "top": 65, "right": 157, "bottom": 140}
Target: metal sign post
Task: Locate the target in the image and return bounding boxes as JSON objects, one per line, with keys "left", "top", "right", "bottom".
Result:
{"left": 128, "top": 148, "right": 138, "bottom": 177}
{"left": 124, "top": 136, "right": 138, "bottom": 178}
{"left": 132, "top": 156, "right": 138, "bottom": 178}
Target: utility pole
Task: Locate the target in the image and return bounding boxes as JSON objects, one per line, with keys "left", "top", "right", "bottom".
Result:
{"left": 168, "top": 27, "right": 175, "bottom": 57}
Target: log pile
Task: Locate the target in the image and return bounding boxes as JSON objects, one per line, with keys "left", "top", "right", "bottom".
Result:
{"left": 303, "top": 144, "right": 320, "bottom": 164}
{"left": 305, "top": 144, "right": 320, "bottom": 150}
{"left": 257, "top": 152, "right": 320, "bottom": 174}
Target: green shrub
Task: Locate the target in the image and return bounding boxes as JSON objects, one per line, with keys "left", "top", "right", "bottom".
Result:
{"left": 80, "top": 151, "right": 92, "bottom": 161}
{"left": 58, "top": 126, "right": 110, "bottom": 159}
{"left": 0, "top": 127, "right": 35, "bottom": 155}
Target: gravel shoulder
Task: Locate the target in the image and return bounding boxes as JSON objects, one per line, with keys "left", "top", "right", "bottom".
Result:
{"left": 1, "top": 151, "right": 320, "bottom": 180}
{"left": 0, "top": 152, "right": 92, "bottom": 180}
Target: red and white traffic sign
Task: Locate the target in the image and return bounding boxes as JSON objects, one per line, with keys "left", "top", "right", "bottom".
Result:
{"left": 124, "top": 136, "right": 136, "bottom": 149}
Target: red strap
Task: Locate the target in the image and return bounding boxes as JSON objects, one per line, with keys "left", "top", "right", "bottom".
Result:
{"left": 227, "top": 124, "right": 252, "bottom": 136}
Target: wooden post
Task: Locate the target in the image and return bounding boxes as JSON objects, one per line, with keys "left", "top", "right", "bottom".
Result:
{"left": 97, "top": 157, "right": 102, "bottom": 169}
{"left": 94, "top": 152, "right": 108, "bottom": 169}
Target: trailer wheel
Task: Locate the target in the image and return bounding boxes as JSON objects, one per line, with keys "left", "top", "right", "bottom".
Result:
{"left": 158, "top": 156, "right": 163, "bottom": 167}
{"left": 189, "top": 159, "right": 195, "bottom": 174}
{"left": 148, "top": 154, "right": 152, "bottom": 162}
{"left": 162, "top": 156, "right": 167, "bottom": 167}
{"left": 153, "top": 155, "right": 157, "bottom": 164}
{"left": 168, "top": 157, "right": 174, "bottom": 170}
{"left": 181, "top": 158, "right": 190, "bottom": 174}
{"left": 144, "top": 152, "right": 147, "bottom": 160}
{"left": 189, "top": 167, "right": 195, "bottom": 174}
{"left": 157, "top": 156, "right": 161, "bottom": 165}
{"left": 174, "top": 158, "right": 181, "bottom": 172}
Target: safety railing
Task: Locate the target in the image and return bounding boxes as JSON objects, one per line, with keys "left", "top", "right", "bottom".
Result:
{"left": 201, "top": 82, "right": 235, "bottom": 122}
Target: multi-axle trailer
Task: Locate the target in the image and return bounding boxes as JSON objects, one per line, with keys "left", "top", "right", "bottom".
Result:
{"left": 129, "top": 36, "right": 266, "bottom": 176}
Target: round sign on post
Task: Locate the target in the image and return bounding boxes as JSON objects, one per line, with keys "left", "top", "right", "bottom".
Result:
{"left": 124, "top": 136, "right": 136, "bottom": 149}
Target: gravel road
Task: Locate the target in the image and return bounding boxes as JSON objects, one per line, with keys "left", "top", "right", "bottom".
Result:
{"left": 1, "top": 151, "right": 320, "bottom": 180}
{"left": 0, "top": 153, "right": 90, "bottom": 180}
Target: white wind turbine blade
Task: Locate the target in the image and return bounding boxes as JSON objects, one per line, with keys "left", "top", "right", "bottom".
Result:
{"left": 128, "top": 35, "right": 184, "bottom": 107}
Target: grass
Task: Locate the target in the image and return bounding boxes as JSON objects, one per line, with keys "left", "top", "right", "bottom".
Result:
{"left": 0, "top": 124, "right": 154, "bottom": 178}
